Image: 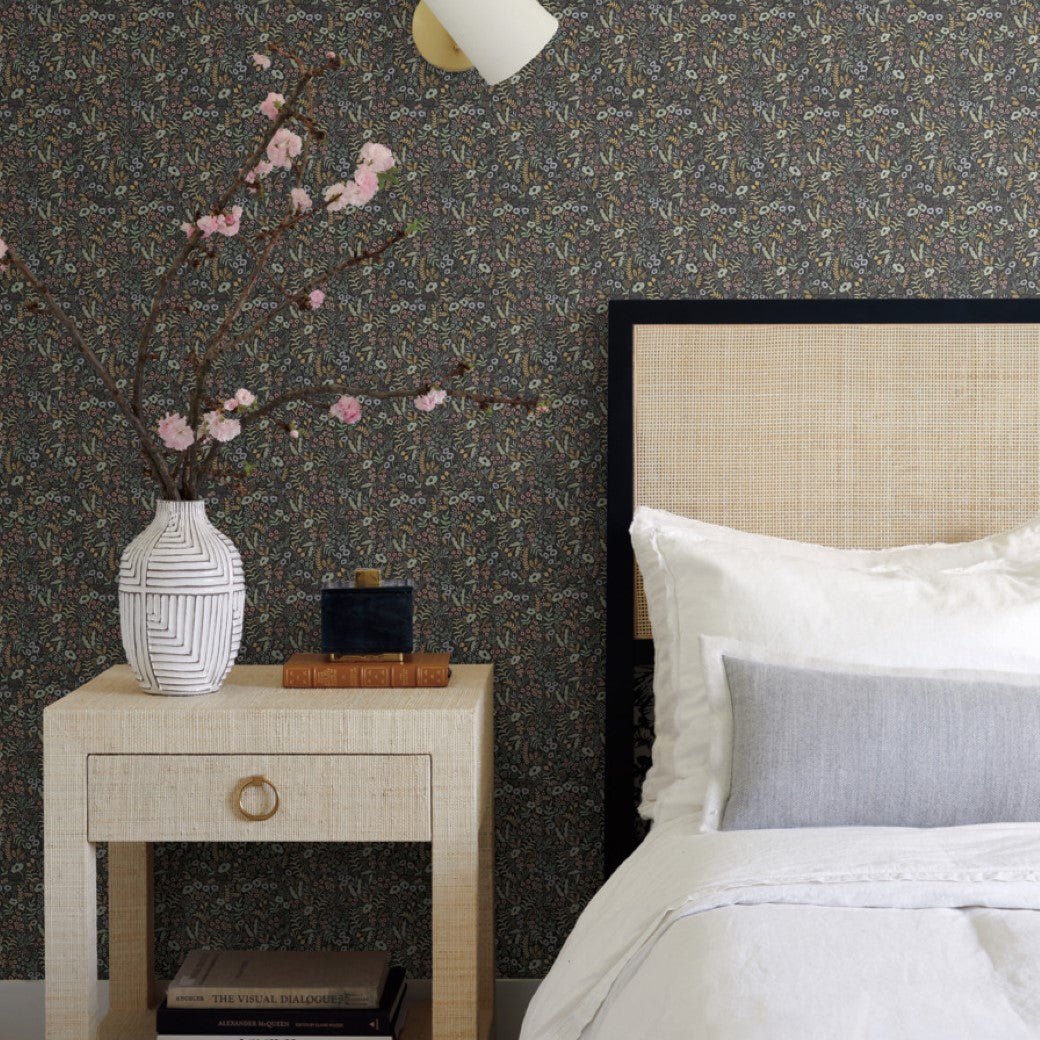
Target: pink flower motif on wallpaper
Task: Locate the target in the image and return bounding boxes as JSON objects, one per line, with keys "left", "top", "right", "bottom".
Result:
{"left": 308, "top": 289, "right": 325, "bottom": 310}
{"left": 252, "top": 52, "right": 271, "bottom": 70}
{"left": 259, "top": 92, "right": 285, "bottom": 120}
{"left": 157, "top": 413, "right": 195, "bottom": 451}
{"left": 291, "top": 188, "right": 312, "bottom": 212}
{"left": 329, "top": 395, "right": 362, "bottom": 424}
{"left": 267, "top": 127, "right": 303, "bottom": 169}
{"left": 414, "top": 388, "right": 448, "bottom": 412}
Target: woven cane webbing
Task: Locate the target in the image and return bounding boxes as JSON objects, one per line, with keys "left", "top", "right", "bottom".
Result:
{"left": 632, "top": 323, "right": 1040, "bottom": 639}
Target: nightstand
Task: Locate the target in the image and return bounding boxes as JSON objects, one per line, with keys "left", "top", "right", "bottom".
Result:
{"left": 43, "top": 664, "right": 494, "bottom": 1040}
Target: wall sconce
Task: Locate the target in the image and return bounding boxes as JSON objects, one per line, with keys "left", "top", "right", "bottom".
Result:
{"left": 411, "top": 0, "right": 559, "bottom": 86}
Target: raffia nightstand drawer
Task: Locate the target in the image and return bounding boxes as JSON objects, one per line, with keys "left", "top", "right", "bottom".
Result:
{"left": 87, "top": 753, "right": 431, "bottom": 843}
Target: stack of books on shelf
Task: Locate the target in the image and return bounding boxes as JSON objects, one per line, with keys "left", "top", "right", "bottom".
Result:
{"left": 157, "top": 949, "right": 407, "bottom": 1040}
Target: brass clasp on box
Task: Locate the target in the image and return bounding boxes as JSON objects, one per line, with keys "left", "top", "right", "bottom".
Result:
{"left": 234, "top": 775, "right": 280, "bottom": 822}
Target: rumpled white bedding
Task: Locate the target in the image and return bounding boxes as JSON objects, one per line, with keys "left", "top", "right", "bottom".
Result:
{"left": 520, "top": 818, "right": 1040, "bottom": 1040}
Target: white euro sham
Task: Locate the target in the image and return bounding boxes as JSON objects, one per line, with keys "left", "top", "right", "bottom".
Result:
{"left": 630, "top": 507, "right": 1040, "bottom": 825}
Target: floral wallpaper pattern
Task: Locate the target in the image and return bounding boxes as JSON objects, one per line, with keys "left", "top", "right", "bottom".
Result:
{"left": 3, "top": 0, "right": 1040, "bottom": 979}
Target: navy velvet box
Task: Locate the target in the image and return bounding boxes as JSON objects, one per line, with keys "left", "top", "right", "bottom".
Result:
{"left": 321, "top": 579, "right": 414, "bottom": 655}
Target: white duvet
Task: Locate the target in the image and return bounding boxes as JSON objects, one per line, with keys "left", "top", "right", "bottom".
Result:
{"left": 521, "top": 818, "right": 1040, "bottom": 1040}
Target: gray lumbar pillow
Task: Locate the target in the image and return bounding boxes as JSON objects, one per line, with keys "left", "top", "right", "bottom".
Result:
{"left": 700, "top": 641, "right": 1040, "bottom": 831}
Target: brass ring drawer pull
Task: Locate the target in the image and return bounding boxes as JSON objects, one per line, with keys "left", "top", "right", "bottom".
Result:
{"left": 234, "top": 775, "right": 280, "bottom": 821}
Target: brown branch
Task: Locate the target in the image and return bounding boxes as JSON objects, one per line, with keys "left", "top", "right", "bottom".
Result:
{"left": 7, "top": 244, "right": 180, "bottom": 499}
{"left": 241, "top": 236, "right": 298, "bottom": 304}
{"left": 180, "top": 223, "right": 285, "bottom": 495}
{"left": 223, "top": 227, "right": 410, "bottom": 359}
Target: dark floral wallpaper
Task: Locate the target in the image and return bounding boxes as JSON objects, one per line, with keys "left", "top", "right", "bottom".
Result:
{"left": 3, "top": 0, "right": 1040, "bottom": 980}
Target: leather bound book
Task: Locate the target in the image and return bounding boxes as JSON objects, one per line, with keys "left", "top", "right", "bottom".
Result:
{"left": 282, "top": 652, "right": 451, "bottom": 689}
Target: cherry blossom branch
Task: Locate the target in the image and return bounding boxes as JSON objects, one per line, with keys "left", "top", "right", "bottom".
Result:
{"left": 5, "top": 244, "right": 180, "bottom": 499}
{"left": 0, "top": 43, "right": 546, "bottom": 508}
{"left": 181, "top": 66, "right": 335, "bottom": 492}
{"left": 190, "top": 373, "right": 542, "bottom": 497}
{"left": 248, "top": 382, "right": 541, "bottom": 424}
{"left": 130, "top": 56, "right": 332, "bottom": 422}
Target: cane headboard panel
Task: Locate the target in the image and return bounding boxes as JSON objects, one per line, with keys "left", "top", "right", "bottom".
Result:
{"left": 606, "top": 299, "right": 1040, "bottom": 874}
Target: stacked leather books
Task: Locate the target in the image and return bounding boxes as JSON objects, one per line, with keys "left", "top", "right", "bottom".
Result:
{"left": 282, "top": 652, "right": 451, "bottom": 689}
{"left": 158, "top": 949, "right": 407, "bottom": 1039}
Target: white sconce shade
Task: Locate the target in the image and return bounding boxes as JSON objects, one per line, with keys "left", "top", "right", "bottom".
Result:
{"left": 413, "top": 0, "right": 558, "bottom": 86}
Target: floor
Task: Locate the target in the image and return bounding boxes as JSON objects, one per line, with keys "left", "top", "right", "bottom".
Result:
{"left": 0, "top": 979, "right": 538, "bottom": 1040}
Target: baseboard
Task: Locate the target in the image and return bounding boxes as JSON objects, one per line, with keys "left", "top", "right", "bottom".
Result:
{"left": 0, "top": 978, "right": 542, "bottom": 1040}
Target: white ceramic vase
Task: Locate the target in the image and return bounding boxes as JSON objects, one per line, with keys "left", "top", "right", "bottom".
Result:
{"left": 119, "top": 500, "right": 245, "bottom": 695}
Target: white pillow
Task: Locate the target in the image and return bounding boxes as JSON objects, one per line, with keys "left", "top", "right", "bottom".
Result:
{"left": 699, "top": 636, "right": 1040, "bottom": 831}
{"left": 630, "top": 507, "right": 1040, "bottom": 825}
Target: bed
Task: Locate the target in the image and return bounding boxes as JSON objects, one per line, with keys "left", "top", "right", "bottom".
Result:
{"left": 521, "top": 300, "right": 1040, "bottom": 1040}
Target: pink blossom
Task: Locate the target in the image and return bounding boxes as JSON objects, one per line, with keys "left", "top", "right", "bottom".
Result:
{"left": 352, "top": 165, "right": 379, "bottom": 205}
{"left": 157, "top": 413, "right": 195, "bottom": 451}
{"left": 259, "top": 91, "right": 285, "bottom": 121}
{"left": 202, "top": 410, "right": 242, "bottom": 443}
{"left": 289, "top": 428, "right": 300, "bottom": 439}
{"left": 214, "top": 205, "right": 243, "bottom": 237}
{"left": 414, "top": 388, "right": 448, "bottom": 412}
{"left": 325, "top": 175, "right": 374, "bottom": 212}
{"left": 0, "top": 238, "right": 9, "bottom": 259}
{"left": 195, "top": 214, "right": 220, "bottom": 239}
{"left": 308, "top": 289, "right": 325, "bottom": 310}
{"left": 180, "top": 221, "right": 195, "bottom": 237}
{"left": 329, "top": 395, "right": 362, "bottom": 424}
{"left": 358, "top": 142, "right": 395, "bottom": 173}
{"left": 325, "top": 50, "right": 337, "bottom": 59}
{"left": 235, "top": 388, "right": 256, "bottom": 407}
{"left": 252, "top": 52, "right": 272, "bottom": 70}
{"left": 223, "top": 398, "right": 239, "bottom": 411}
{"left": 290, "top": 187, "right": 312, "bottom": 212}
{"left": 323, "top": 182, "right": 351, "bottom": 213}
{"left": 245, "top": 159, "right": 274, "bottom": 184}
{"left": 267, "top": 127, "right": 302, "bottom": 169}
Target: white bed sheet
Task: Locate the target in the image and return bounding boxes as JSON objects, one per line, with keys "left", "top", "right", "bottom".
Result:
{"left": 521, "top": 818, "right": 1040, "bottom": 1040}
